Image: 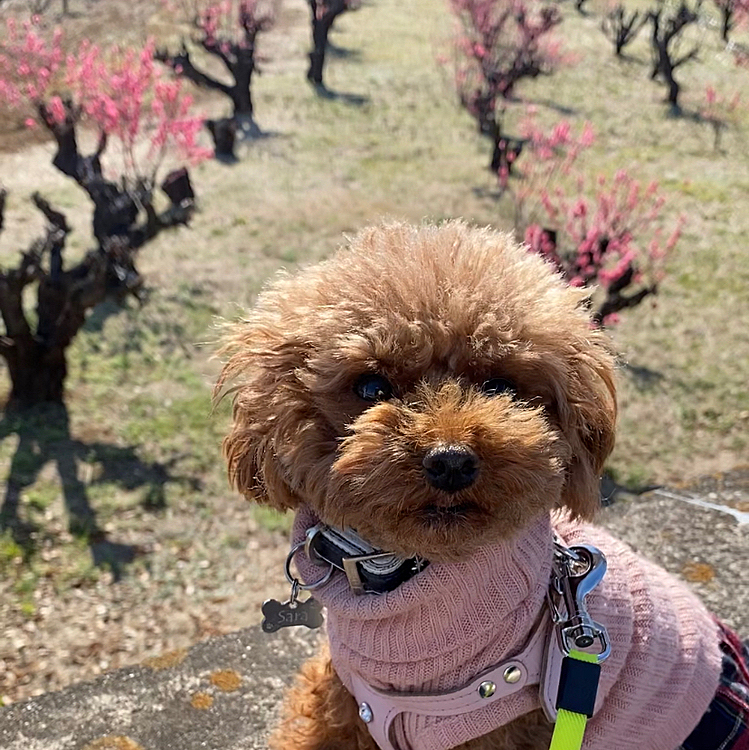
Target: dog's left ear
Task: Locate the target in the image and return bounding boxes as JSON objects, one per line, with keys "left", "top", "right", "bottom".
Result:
{"left": 557, "top": 344, "right": 617, "bottom": 519}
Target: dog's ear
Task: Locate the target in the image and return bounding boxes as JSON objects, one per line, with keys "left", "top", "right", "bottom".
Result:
{"left": 214, "top": 325, "right": 309, "bottom": 512}
{"left": 557, "top": 343, "right": 617, "bottom": 520}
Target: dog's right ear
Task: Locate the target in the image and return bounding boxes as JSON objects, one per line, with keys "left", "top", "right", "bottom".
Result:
{"left": 214, "top": 323, "right": 309, "bottom": 512}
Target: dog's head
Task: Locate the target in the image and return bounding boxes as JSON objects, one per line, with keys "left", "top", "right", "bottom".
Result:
{"left": 216, "top": 221, "right": 616, "bottom": 561}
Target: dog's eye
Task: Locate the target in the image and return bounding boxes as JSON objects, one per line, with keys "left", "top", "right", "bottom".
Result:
{"left": 481, "top": 378, "right": 517, "bottom": 397}
{"left": 354, "top": 373, "right": 393, "bottom": 402}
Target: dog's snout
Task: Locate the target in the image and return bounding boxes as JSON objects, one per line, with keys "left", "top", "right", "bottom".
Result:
{"left": 422, "top": 445, "right": 479, "bottom": 493}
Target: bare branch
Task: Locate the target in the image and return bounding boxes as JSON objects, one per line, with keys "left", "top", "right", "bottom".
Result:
{"left": 0, "top": 209, "right": 43, "bottom": 342}
{"left": 602, "top": 4, "right": 647, "bottom": 56}
{"left": 155, "top": 44, "right": 234, "bottom": 97}
{"left": 32, "top": 192, "right": 71, "bottom": 235}
{"left": 594, "top": 285, "right": 657, "bottom": 325}
{"left": 672, "top": 45, "right": 700, "bottom": 68}
{"left": 199, "top": 35, "right": 237, "bottom": 72}
{"left": 648, "top": 1, "right": 701, "bottom": 107}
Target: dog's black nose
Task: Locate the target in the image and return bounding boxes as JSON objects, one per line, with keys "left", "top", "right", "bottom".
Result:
{"left": 422, "top": 445, "right": 479, "bottom": 493}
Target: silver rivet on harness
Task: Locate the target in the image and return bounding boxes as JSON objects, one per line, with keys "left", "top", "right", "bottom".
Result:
{"left": 503, "top": 666, "right": 522, "bottom": 684}
{"left": 478, "top": 680, "right": 497, "bottom": 698}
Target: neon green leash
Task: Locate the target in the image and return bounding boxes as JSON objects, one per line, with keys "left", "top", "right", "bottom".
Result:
{"left": 549, "top": 649, "right": 601, "bottom": 750}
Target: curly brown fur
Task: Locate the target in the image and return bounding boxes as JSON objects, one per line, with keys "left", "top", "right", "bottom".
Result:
{"left": 216, "top": 220, "right": 617, "bottom": 749}
{"left": 270, "top": 647, "right": 378, "bottom": 750}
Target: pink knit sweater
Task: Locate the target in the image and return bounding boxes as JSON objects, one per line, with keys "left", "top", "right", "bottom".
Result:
{"left": 292, "top": 506, "right": 722, "bottom": 750}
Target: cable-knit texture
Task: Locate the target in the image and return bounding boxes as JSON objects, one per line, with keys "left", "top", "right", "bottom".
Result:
{"left": 292, "top": 507, "right": 722, "bottom": 750}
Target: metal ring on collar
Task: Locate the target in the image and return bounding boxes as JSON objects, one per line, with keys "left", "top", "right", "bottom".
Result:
{"left": 284, "top": 540, "right": 334, "bottom": 590}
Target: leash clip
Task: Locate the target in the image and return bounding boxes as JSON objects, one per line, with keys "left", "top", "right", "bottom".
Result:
{"left": 549, "top": 543, "right": 610, "bottom": 663}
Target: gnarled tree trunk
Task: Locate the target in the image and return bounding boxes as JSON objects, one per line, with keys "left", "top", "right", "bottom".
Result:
{"left": 308, "top": 0, "right": 351, "bottom": 86}
{"left": 1, "top": 109, "right": 196, "bottom": 409}
{"left": 648, "top": 2, "right": 700, "bottom": 109}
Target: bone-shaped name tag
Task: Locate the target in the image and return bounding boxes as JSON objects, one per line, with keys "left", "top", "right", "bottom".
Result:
{"left": 261, "top": 596, "right": 323, "bottom": 633}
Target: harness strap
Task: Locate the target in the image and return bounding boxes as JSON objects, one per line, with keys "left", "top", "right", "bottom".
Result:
{"left": 349, "top": 613, "right": 563, "bottom": 750}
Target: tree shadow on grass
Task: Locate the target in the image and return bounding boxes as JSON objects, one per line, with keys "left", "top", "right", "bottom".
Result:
{"left": 235, "top": 117, "right": 285, "bottom": 143}
{"left": 311, "top": 82, "right": 369, "bottom": 107}
{"left": 203, "top": 115, "right": 287, "bottom": 166}
{"left": 326, "top": 41, "right": 362, "bottom": 61}
{"left": 471, "top": 184, "right": 505, "bottom": 202}
{"left": 80, "top": 297, "right": 137, "bottom": 334}
{"left": 600, "top": 473, "right": 662, "bottom": 506}
{"left": 621, "top": 360, "right": 665, "bottom": 391}
{"left": 514, "top": 97, "right": 577, "bottom": 117}
{"left": 0, "top": 402, "right": 201, "bottom": 580}
{"left": 219, "top": 125, "right": 287, "bottom": 166}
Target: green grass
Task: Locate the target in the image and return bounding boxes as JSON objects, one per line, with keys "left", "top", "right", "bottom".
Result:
{"left": 252, "top": 506, "right": 294, "bottom": 535}
{"left": 24, "top": 482, "right": 59, "bottom": 513}
{"left": 0, "top": 532, "right": 24, "bottom": 571}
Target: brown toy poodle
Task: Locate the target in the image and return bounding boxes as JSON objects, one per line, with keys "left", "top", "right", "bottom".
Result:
{"left": 216, "top": 221, "right": 745, "bottom": 750}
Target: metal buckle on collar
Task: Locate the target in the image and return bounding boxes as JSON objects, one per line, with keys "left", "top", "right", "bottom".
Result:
{"left": 304, "top": 523, "right": 429, "bottom": 595}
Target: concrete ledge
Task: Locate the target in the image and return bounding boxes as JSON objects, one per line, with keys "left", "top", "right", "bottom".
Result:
{"left": 1, "top": 482, "right": 746, "bottom": 749}
{"left": 0, "top": 626, "right": 321, "bottom": 750}
{"left": 601, "top": 481, "right": 748, "bottom": 635}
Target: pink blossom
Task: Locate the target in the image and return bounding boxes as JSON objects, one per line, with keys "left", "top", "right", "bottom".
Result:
{"left": 2, "top": 24, "right": 209, "bottom": 179}
{"left": 0, "top": 18, "right": 63, "bottom": 110}
{"left": 571, "top": 199, "right": 587, "bottom": 218}
{"left": 580, "top": 122, "right": 595, "bottom": 147}
{"left": 522, "top": 169, "right": 681, "bottom": 325}
{"left": 48, "top": 95, "right": 66, "bottom": 124}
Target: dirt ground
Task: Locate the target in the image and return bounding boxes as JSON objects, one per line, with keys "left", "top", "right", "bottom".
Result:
{"left": 0, "top": 491, "right": 291, "bottom": 703}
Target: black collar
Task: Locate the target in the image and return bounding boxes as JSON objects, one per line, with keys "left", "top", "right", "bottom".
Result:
{"left": 304, "top": 523, "right": 429, "bottom": 595}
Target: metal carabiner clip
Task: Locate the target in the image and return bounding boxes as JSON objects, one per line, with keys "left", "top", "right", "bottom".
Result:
{"left": 553, "top": 543, "right": 611, "bottom": 662}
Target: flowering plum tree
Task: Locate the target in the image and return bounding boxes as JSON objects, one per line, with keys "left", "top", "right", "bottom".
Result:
{"left": 487, "top": 115, "right": 679, "bottom": 325}
{"left": 307, "top": 0, "right": 360, "bottom": 87}
{"left": 524, "top": 172, "right": 683, "bottom": 325}
{"left": 156, "top": 0, "right": 278, "bottom": 151}
{"left": 498, "top": 113, "right": 594, "bottom": 217}
{"left": 0, "top": 21, "right": 208, "bottom": 405}
{"left": 448, "top": 0, "right": 564, "bottom": 169}
{"left": 0, "top": 23, "right": 208, "bottom": 223}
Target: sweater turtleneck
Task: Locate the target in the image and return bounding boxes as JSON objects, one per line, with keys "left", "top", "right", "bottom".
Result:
{"left": 291, "top": 506, "right": 721, "bottom": 750}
